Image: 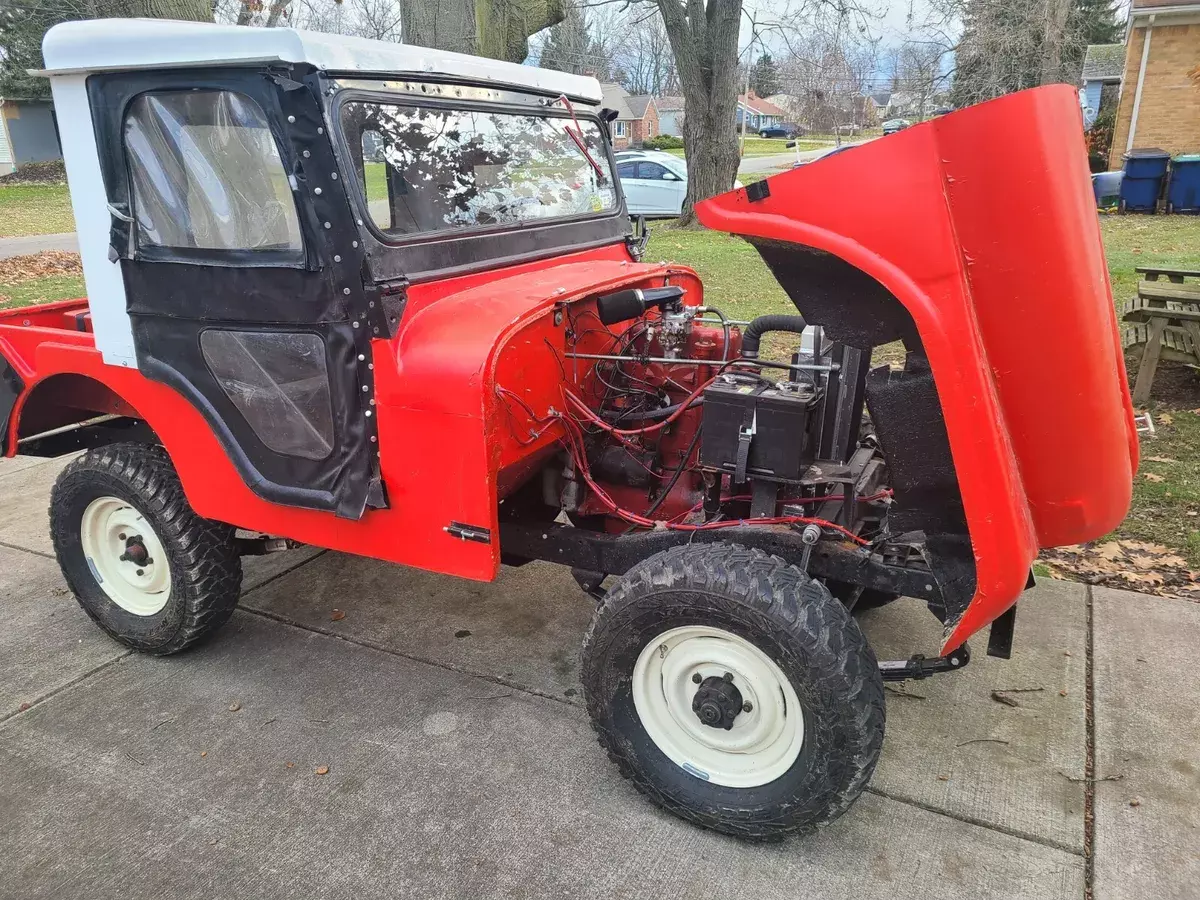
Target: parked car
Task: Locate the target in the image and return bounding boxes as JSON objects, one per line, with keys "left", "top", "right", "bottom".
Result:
{"left": 882, "top": 118, "right": 912, "bottom": 135}
{"left": 758, "top": 123, "right": 802, "bottom": 139}
{"left": 616, "top": 150, "right": 742, "bottom": 216}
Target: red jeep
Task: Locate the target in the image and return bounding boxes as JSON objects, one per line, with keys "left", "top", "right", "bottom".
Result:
{"left": 2, "top": 19, "right": 1136, "bottom": 839}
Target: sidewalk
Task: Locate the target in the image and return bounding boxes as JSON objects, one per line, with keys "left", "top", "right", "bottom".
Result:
{"left": 0, "top": 232, "right": 78, "bottom": 259}
{"left": 0, "top": 453, "right": 1194, "bottom": 899}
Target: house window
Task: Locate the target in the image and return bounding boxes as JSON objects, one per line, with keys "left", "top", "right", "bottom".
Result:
{"left": 615, "top": 121, "right": 626, "bottom": 138}
{"left": 124, "top": 90, "right": 302, "bottom": 253}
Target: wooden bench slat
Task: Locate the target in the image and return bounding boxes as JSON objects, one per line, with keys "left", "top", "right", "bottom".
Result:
{"left": 1138, "top": 281, "right": 1200, "bottom": 303}
{"left": 1123, "top": 295, "right": 1200, "bottom": 323}
{"left": 1124, "top": 324, "right": 1199, "bottom": 364}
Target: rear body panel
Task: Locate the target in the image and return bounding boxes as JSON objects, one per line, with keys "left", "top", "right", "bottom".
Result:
{"left": 698, "top": 85, "right": 1137, "bottom": 650}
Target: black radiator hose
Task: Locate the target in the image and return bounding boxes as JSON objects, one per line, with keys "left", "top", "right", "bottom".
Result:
{"left": 741, "top": 314, "right": 807, "bottom": 359}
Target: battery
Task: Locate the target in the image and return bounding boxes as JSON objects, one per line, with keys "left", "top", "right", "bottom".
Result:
{"left": 699, "top": 379, "right": 820, "bottom": 482}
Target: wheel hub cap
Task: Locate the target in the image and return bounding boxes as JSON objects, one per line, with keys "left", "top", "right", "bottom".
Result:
{"left": 631, "top": 625, "right": 805, "bottom": 788}
{"left": 80, "top": 496, "right": 170, "bottom": 617}
{"left": 692, "top": 674, "right": 744, "bottom": 730}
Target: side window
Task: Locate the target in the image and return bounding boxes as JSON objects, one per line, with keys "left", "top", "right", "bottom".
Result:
{"left": 637, "top": 161, "right": 671, "bottom": 180}
{"left": 124, "top": 90, "right": 302, "bottom": 253}
{"left": 200, "top": 330, "right": 334, "bottom": 460}
{"left": 616, "top": 162, "right": 637, "bottom": 179}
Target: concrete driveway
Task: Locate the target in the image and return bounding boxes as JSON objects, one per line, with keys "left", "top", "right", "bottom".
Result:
{"left": 1, "top": 452, "right": 1196, "bottom": 899}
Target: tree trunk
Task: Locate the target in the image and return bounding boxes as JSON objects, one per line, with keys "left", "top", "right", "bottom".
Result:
{"left": 656, "top": 0, "right": 743, "bottom": 227}
{"left": 109, "top": 0, "right": 213, "bottom": 21}
{"left": 1040, "top": 0, "right": 1071, "bottom": 85}
{"left": 400, "top": 0, "right": 564, "bottom": 63}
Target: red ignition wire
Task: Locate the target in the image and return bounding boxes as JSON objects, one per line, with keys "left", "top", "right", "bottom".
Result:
{"left": 555, "top": 411, "right": 870, "bottom": 546}
{"left": 565, "top": 376, "right": 715, "bottom": 437}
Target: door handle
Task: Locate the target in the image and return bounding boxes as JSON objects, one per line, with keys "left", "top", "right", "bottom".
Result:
{"left": 106, "top": 202, "right": 134, "bottom": 223}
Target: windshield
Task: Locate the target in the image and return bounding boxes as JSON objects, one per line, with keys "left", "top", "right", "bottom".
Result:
{"left": 339, "top": 100, "right": 618, "bottom": 237}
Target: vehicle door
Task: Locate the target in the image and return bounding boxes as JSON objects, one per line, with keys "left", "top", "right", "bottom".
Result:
{"left": 616, "top": 160, "right": 648, "bottom": 214}
{"left": 632, "top": 160, "right": 686, "bottom": 215}
{"left": 88, "top": 69, "right": 379, "bottom": 520}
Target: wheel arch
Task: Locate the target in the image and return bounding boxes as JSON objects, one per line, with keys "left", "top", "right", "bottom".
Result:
{"left": 10, "top": 371, "right": 160, "bottom": 457}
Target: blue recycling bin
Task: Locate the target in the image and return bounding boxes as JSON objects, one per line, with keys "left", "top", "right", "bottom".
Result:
{"left": 1120, "top": 148, "right": 1170, "bottom": 212}
{"left": 1166, "top": 154, "right": 1200, "bottom": 214}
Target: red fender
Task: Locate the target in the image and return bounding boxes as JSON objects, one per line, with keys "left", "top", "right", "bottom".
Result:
{"left": 698, "top": 85, "right": 1137, "bottom": 650}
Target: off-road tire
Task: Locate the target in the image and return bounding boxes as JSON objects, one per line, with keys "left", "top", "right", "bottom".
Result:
{"left": 50, "top": 443, "right": 242, "bottom": 655}
{"left": 581, "top": 543, "right": 885, "bottom": 841}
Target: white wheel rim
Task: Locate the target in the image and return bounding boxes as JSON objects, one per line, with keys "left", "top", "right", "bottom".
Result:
{"left": 79, "top": 496, "right": 171, "bottom": 617}
{"left": 632, "top": 625, "right": 805, "bottom": 788}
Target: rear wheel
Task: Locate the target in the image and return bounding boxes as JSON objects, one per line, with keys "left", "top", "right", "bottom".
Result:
{"left": 581, "top": 543, "right": 885, "bottom": 840}
{"left": 50, "top": 443, "right": 242, "bottom": 655}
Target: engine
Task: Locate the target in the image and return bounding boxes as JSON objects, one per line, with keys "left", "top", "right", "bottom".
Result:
{"left": 551, "top": 285, "right": 892, "bottom": 545}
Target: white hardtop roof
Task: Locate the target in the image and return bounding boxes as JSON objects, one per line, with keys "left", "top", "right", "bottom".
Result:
{"left": 40, "top": 19, "right": 602, "bottom": 104}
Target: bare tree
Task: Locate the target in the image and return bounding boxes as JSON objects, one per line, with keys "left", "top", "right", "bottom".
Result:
{"left": 617, "top": 13, "right": 678, "bottom": 95}
{"left": 888, "top": 40, "right": 950, "bottom": 119}
{"left": 775, "top": 17, "right": 879, "bottom": 134}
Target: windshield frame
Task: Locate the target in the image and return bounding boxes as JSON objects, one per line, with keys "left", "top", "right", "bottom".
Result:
{"left": 330, "top": 84, "right": 627, "bottom": 253}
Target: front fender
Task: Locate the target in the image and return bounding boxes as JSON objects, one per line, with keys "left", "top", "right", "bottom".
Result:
{"left": 698, "top": 85, "right": 1136, "bottom": 651}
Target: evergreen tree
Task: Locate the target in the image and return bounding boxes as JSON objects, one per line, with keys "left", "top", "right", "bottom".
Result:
{"left": 750, "top": 52, "right": 780, "bottom": 97}
{"left": 950, "top": 0, "right": 1122, "bottom": 107}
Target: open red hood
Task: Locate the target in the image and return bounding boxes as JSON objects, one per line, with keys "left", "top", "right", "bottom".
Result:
{"left": 698, "top": 85, "right": 1137, "bottom": 651}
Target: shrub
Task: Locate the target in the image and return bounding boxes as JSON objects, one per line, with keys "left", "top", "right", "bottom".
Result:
{"left": 1086, "top": 110, "right": 1115, "bottom": 173}
{"left": 642, "top": 134, "right": 684, "bottom": 151}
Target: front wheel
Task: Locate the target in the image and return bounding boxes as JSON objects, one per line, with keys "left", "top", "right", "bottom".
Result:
{"left": 50, "top": 443, "right": 243, "bottom": 655}
{"left": 581, "top": 543, "right": 885, "bottom": 840}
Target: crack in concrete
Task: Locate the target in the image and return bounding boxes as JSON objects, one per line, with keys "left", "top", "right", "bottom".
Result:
{"left": 864, "top": 785, "right": 1086, "bottom": 857}
{"left": 238, "top": 604, "right": 581, "bottom": 709}
{"left": 1084, "top": 584, "right": 1096, "bottom": 900}
{"left": 0, "top": 540, "right": 55, "bottom": 560}
{"left": 0, "top": 651, "right": 132, "bottom": 727}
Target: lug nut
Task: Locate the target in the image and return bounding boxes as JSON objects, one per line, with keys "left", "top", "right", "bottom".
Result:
{"left": 119, "top": 533, "right": 127, "bottom": 540}
{"left": 136, "top": 569, "right": 144, "bottom": 576}
{"left": 692, "top": 673, "right": 702, "bottom": 684}
{"left": 723, "top": 672, "right": 734, "bottom": 683}
{"left": 742, "top": 701, "right": 754, "bottom": 713}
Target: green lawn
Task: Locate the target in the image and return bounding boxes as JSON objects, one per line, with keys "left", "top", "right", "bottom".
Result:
{"left": 0, "top": 184, "right": 75, "bottom": 238}
{"left": 647, "top": 214, "right": 1200, "bottom": 569}
{"left": 0, "top": 273, "right": 85, "bottom": 310}
{"left": 661, "top": 137, "right": 823, "bottom": 160}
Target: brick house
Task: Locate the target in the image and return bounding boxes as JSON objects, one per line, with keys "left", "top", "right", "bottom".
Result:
{"left": 1108, "top": 0, "right": 1200, "bottom": 168}
{"left": 600, "top": 83, "right": 660, "bottom": 149}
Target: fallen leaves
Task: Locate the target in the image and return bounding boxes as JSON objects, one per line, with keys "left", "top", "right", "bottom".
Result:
{"left": 1142, "top": 472, "right": 1165, "bottom": 482}
{"left": 228, "top": 701, "right": 241, "bottom": 712}
{"left": 315, "top": 766, "right": 330, "bottom": 776}
{"left": 1039, "top": 540, "right": 1200, "bottom": 601}
{"left": 0, "top": 251, "right": 82, "bottom": 284}
{"left": 330, "top": 609, "right": 346, "bottom": 621}
{"left": 1129, "top": 796, "right": 1143, "bottom": 807}
{"left": 1159, "top": 413, "right": 1174, "bottom": 425}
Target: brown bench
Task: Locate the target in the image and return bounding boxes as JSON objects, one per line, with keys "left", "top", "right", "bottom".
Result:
{"left": 1122, "top": 279, "right": 1200, "bottom": 406}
